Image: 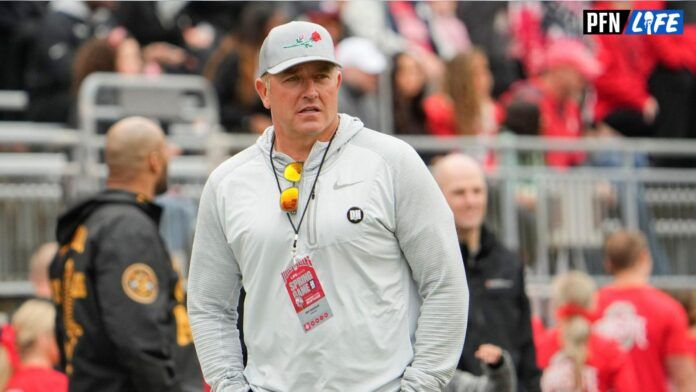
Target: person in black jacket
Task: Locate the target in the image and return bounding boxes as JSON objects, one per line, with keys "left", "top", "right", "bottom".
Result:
{"left": 49, "top": 117, "right": 190, "bottom": 392}
{"left": 434, "top": 153, "right": 541, "bottom": 392}
{"left": 25, "top": 1, "right": 116, "bottom": 123}
{"left": 202, "top": 3, "right": 285, "bottom": 133}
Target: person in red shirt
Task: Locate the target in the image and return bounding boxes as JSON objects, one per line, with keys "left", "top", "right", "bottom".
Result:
{"left": 0, "top": 299, "right": 67, "bottom": 392}
{"left": 594, "top": 230, "right": 696, "bottom": 392}
{"left": 592, "top": 27, "right": 657, "bottom": 138}
{"left": 537, "top": 271, "right": 637, "bottom": 392}
{"left": 424, "top": 48, "right": 503, "bottom": 138}
{"left": 391, "top": 52, "right": 430, "bottom": 135}
{"left": 423, "top": 49, "right": 504, "bottom": 169}
{"left": 592, "top": 1, "right": 696, "bottom": 144}
{"left": 500, "top": 39, "right": 600, "bottom": 169}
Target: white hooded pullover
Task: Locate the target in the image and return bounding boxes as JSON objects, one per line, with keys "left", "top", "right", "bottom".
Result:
{"left": 188, "top": 114, "right": 468, "bottom": 392}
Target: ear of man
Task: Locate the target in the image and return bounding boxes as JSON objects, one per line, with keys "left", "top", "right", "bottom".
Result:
{"left": 255, "top": 76, "right": 271, "bottom": 109}
{"left": 147, "top": 148, "right": 165, "bottom": 175}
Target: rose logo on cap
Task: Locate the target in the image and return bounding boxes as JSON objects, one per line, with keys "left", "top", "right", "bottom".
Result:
{"left": 284, "top": 31, "right": 322, "bottom": 49}
{"left": 258, "top": 21, "right": 341, "bottom": 78}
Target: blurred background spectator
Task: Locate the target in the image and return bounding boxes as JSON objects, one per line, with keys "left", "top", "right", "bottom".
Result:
{"left": 537, "top": 271, "right": 637, "bottom": 391}
{"left": 305, "top": 5, "right": 344, "bottom": 44}
{"left": 68, "top": 27, "right": 146, "bottom": 125}
{"left": 594, "top": 230, "right": 696, "bottom": 391}
{"left": 424, "top": 48, "right": 501, "bottom": 138}
{"left": 0, "top": 299, "right": 66, "bottom": 392}
{"left": 203, "top": 3, "right": 286, "bottom": 133}
{"left": 391, "top": 52, "right": 428, "bottom": 135}
{"left": 336, "top": 37, "right": 387, "bottom": 130}
{"left": 501, "top": 38, "right": 600, "bottom": 169}
{"left": 72, "top": 27, "right": 144, "bottom": 89}
{"left": 114, "top": 1, "right": 215, "bottom": 74}
{"left": 459, "top": 2, "right": 519, "bottom": 97}
{"left": 25, "top": 0, "right": 117, "bottom": 123}
{"left": 340, "top": 0, "right": 407, "bottom": 57}
{"left": 422, "top": 1, "right": 471, "bottom": 61}
{"left": 433, "top": 154, "right": 541, "bottom": 392}
{"left": 0, "top": 2, "right": 45, "bottom": 95}
{"left": 591, "top": 1, "right": 696, "bottom": 168}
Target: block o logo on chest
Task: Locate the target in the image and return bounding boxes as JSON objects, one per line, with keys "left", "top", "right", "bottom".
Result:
{"left": 346, "top": 207, "right": 364, "bottom": 224}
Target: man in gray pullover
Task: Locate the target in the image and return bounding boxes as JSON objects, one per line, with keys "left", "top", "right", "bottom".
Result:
{"left": 187, "top": 21, "right": 468, "bottom": 391}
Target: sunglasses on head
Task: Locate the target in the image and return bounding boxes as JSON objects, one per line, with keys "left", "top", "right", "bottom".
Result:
{"left": 279, "top": 162, "right": 303, "bottom": 213}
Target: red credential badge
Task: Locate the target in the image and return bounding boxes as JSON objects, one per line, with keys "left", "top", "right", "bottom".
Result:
{"left": 281, "top": 256, "right": 333, "bottom": 333}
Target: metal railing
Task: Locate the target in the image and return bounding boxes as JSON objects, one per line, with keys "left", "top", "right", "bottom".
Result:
{"left": 4, "top": 129, "right": 695, "bottom": 275}
{"left": 77, "top": 72, "right": 221, "bottom": 194}
{"left": 0, "top": 152, "right": 70, "bottom": 281}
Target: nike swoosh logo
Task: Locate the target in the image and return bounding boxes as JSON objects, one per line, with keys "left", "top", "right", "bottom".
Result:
{"left": 333, "top": 180, "right": 363, "bottom": 190}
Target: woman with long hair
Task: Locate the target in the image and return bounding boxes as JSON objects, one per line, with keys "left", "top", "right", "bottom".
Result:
{"left": 537, "top": 271, "right": 637, "bottom": 392}
{"left": 72, "top": 28, "right": 144, "bottom": 95}
{"left": 203, "top": 3, "right": 285, "bottom": 133}
{"left": 0, "top": 299, "right": 67, "bottom": 392}
{"left": 391, "top": 52, "right": 429, "bottom": 135}
{"left": 69, "top": 28, "right": 146, "bottom": 128}
{"left": 424, "top": 48, "right": 502, "bottom": 136}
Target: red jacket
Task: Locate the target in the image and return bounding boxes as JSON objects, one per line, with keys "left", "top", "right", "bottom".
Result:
{"left": 592, "top": 1, "right": 696, "bottom": 121}
{"left": 592, "top": 33, "right": 653, "bottom": 121}
{"left": 423, "top": 93, "right": 503, "bottom": 137}
{"left": 501, "top": 78, "right": 586, "bottom": 168}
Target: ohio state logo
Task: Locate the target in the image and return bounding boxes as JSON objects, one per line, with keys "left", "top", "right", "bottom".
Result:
{"left": 594, "top": 301, "right": 648, "bottom": 351}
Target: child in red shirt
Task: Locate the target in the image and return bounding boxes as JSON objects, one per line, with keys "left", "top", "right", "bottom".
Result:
{"left": 1, "top": 299, "right": 67, "bottom": 392}
{"left": 537, "top": 271, "right": 637, "bottom": 391}
{"left": 594, "top": 230, "right": 696, "bottom": 392}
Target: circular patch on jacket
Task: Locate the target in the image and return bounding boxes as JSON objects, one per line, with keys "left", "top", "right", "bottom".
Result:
{"left": 346, "top": 207, "right": 364, "bottom": 224}
{"left": 122, "top": 263, "right": 158, "bottom": 304}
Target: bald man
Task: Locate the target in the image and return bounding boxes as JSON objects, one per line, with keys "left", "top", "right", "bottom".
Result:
{"left": 49, "top": 117, "right": 188, "bottom": 392}
{"left": 433, "top": 154, "right": 541, "bottom": 392}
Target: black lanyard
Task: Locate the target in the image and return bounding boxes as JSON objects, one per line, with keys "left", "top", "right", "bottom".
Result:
{"left": 270, "top": 130, "right": 337, "bottom": 256}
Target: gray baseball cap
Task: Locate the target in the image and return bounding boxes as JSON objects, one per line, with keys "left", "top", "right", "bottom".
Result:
{"left": 258, "top": 21, "right": 341, "bottom": 78}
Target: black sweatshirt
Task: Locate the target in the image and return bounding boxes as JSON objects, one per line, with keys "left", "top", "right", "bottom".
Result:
{"left": 458, "top": 226, "right": 541, "bottom": 392}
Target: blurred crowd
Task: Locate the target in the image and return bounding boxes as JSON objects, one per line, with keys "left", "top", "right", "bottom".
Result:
{"left": 1, "top": 0, "right": 695, "bottom": 167}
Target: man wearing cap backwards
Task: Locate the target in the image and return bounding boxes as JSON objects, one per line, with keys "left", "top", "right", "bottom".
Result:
{"left": 187, "top": 21, "right": 468, "bottom": 391}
